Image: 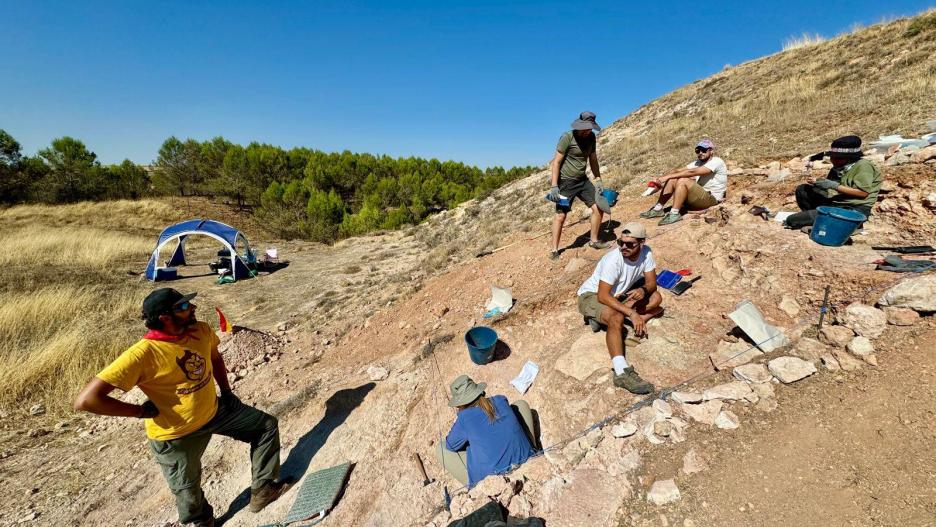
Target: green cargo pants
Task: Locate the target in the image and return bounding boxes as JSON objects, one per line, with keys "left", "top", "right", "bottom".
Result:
{"left": 148, "top": 394, "right": 280, "bottom": 524}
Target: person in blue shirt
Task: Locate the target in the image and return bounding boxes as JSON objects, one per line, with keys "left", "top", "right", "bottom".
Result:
{"left": 436, "top": 375, "right": 536, "bottom": 487}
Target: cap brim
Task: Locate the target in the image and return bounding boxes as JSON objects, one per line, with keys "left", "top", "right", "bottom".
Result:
{"left": 173, "top": 292, "right": 198, "bottom": 306}
{"left": 825, "top": 151, "right": 862, "bottom": 158}
{"left": 447, "top": 382, "right": 486, "bottom": 407}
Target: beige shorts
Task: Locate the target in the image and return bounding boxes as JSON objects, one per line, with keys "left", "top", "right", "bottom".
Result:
{"left": 577, "top": 291, "right": 606, "bottom": 321}
{"left": 685, "top": 182, "right": 718, "bottom": 210}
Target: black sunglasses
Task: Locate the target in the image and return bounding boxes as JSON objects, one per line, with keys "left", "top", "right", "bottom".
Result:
{"left": 695, "top": 147, "right": 712, "bottom": 153}
{"left": 173, "top": 301, "right": 192, "bottom": 312}
{"left": 617, "top": 239, "right": 641, "bottom": 249}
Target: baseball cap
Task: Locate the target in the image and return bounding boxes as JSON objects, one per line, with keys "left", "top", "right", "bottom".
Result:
{"left": 696, "top": 139, "right": 715, "bottom": 150}
{"left": 142, "top": 288, "right": 197, "bottom": 319}
{"left": 620, "top": 222, "right": 647, "bottom": 240}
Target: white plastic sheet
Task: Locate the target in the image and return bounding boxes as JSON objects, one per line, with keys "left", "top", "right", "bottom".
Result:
{"left": 728, "top": 300, "right": 790, "bottom": 353}
{"left": 483, "top": 285, "right": 513, "bottom": 318}
{"left": 510, "top": 360, "right": 540, "bottom": 394}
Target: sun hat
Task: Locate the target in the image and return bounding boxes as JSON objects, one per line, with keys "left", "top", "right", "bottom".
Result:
{"left": 142, "top": 288, "right": 197, "bottom": 319}
{"left": 571, "top": 111, "right": 601, "bottom": 131}
{"left": 620, "top": 222, "right": 648, "bottom": 240}
{"left": 696, "top": 139, "right": 715, "bottom": 150}
{"left": 825, "top": 135, "right": 863, "bottom": 159}
{"left": 448, "top": 375, "right": 486, "bottom": 407}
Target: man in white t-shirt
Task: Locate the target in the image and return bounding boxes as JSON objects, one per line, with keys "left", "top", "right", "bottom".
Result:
{"left": 640, "top": 138, "right": 728, "bottom": 226}
{"left": 576, "top": 222, "right": 662, "bottom": 394}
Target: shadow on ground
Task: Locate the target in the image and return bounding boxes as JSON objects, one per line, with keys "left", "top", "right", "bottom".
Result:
{"left": 216, "top": 382, "right": 375, "bottom": 524}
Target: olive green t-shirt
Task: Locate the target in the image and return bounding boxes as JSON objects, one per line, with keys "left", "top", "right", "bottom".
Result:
{"left": 829, "top": 159, "right": 881, "bottom": 208}
{"left": 556, "top": 131, "right": 596, "bottom": 181}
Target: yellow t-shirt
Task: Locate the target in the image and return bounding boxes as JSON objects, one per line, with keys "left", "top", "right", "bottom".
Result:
{"left": 98, "top": 321, "right": 220, "bottom": 441}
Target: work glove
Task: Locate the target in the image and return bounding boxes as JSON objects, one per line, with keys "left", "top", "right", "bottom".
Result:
{"left": 594, "top": 178, "right": 604, "bottom": 192}
{"left": 807, "top": 152, "right": 825, "bottom": 162}
{"left": 138, "top": 400, "right": 159, "bottom": 419}
{"left": 813, "top": 178, "right": 839, "bottom": 190}
{"left": 548, "top": 186, "right": 560, "bottom": 201}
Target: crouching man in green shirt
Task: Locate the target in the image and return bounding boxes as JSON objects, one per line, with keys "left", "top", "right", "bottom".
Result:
{"left": 785, "top": 135, "right": 881, "bottom": 230}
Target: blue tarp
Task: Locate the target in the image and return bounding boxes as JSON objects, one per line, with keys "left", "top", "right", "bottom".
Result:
{"left": 145, "top": 219, "right": 254, "bottom": 282}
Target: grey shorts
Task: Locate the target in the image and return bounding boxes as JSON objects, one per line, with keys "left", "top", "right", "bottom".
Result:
{"left": 556, "top": 177, "right": 597, "bottom": 213}
{"left": 577, "top": 278, "right": 646, "bottom": 321}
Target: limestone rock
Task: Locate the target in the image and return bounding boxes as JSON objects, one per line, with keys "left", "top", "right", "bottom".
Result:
{"left": 846, "top": 336, "right": 874, "bottom": 358}
{"left": 910, "top": 144, "right": 936, "bottom": 163}
{"left": 507, "top": 494, "right": 532, "bottom": 518}
{"left": 768, "top": 356, "right": 817, "bottom": 384}
{"left": 681, "top": 448, "right": 708, "bottom": 475}
{"left": 653, "top": 420, "right": 674, "bottom": 437}
{"left": 671, "top": 391, "right": 703, "bottom": 404}
{"left": 709, "top": 339, "right": 762, "bottom": 370}
{"left": 652, "top": 399, "right": 673, "bottom": 419}
{"left": 779, "top": 296, "right": 800, "bottom": 317}
{"left": 555, "top": 332, "right": 608, "bottom": 381}
{"left": 792, "top": 337, "right": 828, "bottom": 361}
{"left": 733, "top": 363, "right": 772, "bottom": 384}
{"left": 550, "top": 469, "right": 626, "bottom": 526}
{"left": 878, "top": 274, "right": 936, "bottom": 312}
{"left": 703, "top": 381, "right": 755, "bottom": 401}
{"left": 755, "top": 397, "right": 778, "bottom": 412}
{"left": 820, "top": 354, "right": 840, "bottom": 371}
{"left": 679, "top": 400, "right": 723, "bottom": 425}
{"left": 832, "top": 350, "right": 863, "bottom": 372}
{"left": 819, "top": 325, "right": 854, "bottom": 347}
{"left": 751, "top": 382, "right": 775, "bottom": 399}
{"left": 714, "top": 410, "right": 740, "bottom": 429}
{"left": 366, "top": 365, "right": 390, "bottom": 381}
{"left": 841, "top": 303, "right": 887, "bottom": 338}
{"left": 885, "top": 152, "right": 910, "bottom": 166}
{"left": 884, "top": 306, "right": 920, "bottom": 326}
{"left": 610, "top": 422, "right": 638, "bottom": 438}
{"left": 564, "top": 257, "right": 589, "bottom": 274}
{"left": 469, "top": 475, "right": 509, "bottom": 500}
{"left": 647, "top": 479, "right": 681, "bottom": 506}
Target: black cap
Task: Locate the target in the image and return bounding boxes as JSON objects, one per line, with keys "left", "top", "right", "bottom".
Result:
{"left": 142, "top": 288, "right": 197, "bottom": 319}
{"left": 825, "top": 135, "right": 863, "bottom": 159}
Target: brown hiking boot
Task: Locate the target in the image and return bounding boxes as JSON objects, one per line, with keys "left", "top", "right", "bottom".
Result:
{"left": 612, "top": 367, "right": 654, "bottom": 394}
{"left": 249, "top": 480, "right": 291, "bottom": 513}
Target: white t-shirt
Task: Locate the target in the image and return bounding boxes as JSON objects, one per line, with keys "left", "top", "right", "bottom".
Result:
{"left": 686, "top": 156, "right": 728, "bottom": 201}
{"left": 577, "top": 246, "right": 656, "bottom": 298}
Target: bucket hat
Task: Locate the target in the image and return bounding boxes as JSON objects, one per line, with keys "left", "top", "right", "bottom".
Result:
{"left": 571, "top": 111, "right": 601, "bottom": 131}
{"left": 448, "top": 375, "right": 486, "bottom": 407}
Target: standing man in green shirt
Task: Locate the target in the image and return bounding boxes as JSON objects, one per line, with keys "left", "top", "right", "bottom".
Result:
{"left": 549, "top": 111, "right": 609, "bottom": 259}
{"left": 785, "top": 135, "right": 881, "bottom": 230}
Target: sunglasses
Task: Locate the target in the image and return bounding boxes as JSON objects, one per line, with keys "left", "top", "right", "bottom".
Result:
{"left": 695, "top": 147, "right": 712, "bottom": 153}
{"left": 617, "top": 239, "right": 641, "bottom": 249}
{"left": 173, "top": 301, "right": 192, "bottom": 312}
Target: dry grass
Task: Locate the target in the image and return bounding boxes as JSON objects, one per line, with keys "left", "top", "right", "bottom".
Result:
{"left": 0, "top": 225, "right": 152, "bottom": 269}
{"left": 0, "top": 197, "right": 263, "bottom": 415}
{"left": 782, "top": 32, "right": 826, "bottom": 51}
{"left": 600, "top": 10, "right": 936, "bottom": 178}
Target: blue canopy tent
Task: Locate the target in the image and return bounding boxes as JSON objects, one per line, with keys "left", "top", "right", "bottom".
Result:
{"left": 145, "top": 219, "right": 255, "bottom": 281}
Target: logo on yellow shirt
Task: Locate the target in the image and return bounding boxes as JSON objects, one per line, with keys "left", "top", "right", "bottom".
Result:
{"left": 176, "top": 349, "right": 206, "bottom": 381}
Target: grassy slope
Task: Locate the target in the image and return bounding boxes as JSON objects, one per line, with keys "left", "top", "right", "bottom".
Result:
{"left": 600, "top": 11, "right": 936, "bottom": 180}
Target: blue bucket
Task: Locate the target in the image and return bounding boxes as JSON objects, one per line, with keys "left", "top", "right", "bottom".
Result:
{"left": 601, "top": 189, "right": 619, "bottom": 207}
{"left": 465, "top": 326, "right": 498, "bottom": 365}
{"left": 810, "top": 206, "right": 866, "bottom": 247}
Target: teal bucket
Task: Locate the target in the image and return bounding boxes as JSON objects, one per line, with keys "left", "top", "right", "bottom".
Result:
{"left": 465, "top": 326, "right": 498, "bottom": 365}
{"left": 810, "top": 206, "right": 866, "bottom": 247}
{"left": 601, "top": 189, "right": 619, "bottom": 207}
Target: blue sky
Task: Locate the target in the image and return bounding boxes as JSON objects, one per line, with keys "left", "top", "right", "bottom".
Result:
{"left": 1, "top": 1, "right": 932, "bottom": 168}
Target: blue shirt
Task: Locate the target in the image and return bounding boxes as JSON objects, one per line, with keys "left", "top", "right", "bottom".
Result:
{"left": 445, "top": 395, "right": 534, "bottom": 487}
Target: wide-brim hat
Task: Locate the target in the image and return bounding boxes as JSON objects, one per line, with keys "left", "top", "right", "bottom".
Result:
{"left": 824, "top": 135, "right": 863, "bottom": 159}
{"left": 448, "top": 375, "right": 486, "bottom": 407}
{"left": 571, "top": 111, "right": 601, "bottom": 131}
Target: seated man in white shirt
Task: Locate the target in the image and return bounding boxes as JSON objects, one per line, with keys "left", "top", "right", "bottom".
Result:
{"left": 640, "top": 139, "right": 728, "bottom": 225}
{"left": 576, "top": 223, "right": 662, "bottom": 394}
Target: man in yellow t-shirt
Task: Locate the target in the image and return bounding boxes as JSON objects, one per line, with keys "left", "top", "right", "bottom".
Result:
{"left": 74, "top": 288, "right": 289, "bottom": 527}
